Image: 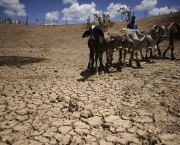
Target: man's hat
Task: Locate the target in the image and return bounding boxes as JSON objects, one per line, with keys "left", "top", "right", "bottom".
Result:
{"left": 131, "top": 16, "right": 136, "bottom": 19}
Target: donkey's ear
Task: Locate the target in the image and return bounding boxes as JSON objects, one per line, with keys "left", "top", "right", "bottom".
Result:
{"left": 153, "top": 25, "right": 158, "bottom": 30}
{"left": 98, "top": 29, "right": 104, "bottom": 37}
{"left": 82, "top": 30, "right": 91, "bottom": 38}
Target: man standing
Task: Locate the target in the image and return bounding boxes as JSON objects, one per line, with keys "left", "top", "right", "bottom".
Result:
{"left": 127, "top": 16, "right": 138, "bottom": 52}
{"left": 127, "top": 16, "right": 138, "bottom": 29}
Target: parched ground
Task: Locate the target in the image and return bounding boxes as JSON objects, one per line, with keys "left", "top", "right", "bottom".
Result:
{"left": 0, "top": 12, "right": 180, "bottom": 145}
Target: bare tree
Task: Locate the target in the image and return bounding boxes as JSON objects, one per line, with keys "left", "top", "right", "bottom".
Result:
{"left": 5, "top": 16, "right": 6, "bottom": 25}
{"left": 7, "top": 18, "right": 12, "bottom": 24}
{"left": 53, "top": 18, "right": 55, "bottom": 26}
{"left": 145, "top": 11, "right": 147, "bottom": 18}
{"left": 86, "top": 16, "right": 91, "bottom": 28}
{"left": 55, "top": 20, "right": 58, "bottom": 25}
{"left": 66, "top": 17, "right": 68, "bottom": 25}
{"left": 35, "top": 19, "right": 39, "bottom": 25}
{"left": 26, "top": 17, "right": 28, "bottom": 26}
{"left": 43, "top": 17, "right": 44, "bottom": 26}
{"left": 117, "top": 6, "right": 132, "bottom": 22}
{"left": 94, "top": 13, "right": 113, "bottom": 31}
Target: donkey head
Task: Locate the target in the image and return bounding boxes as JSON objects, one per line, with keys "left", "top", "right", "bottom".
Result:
{"left": 82, "top": 25, "right": 104, "bottom": 38}
{"left": 153, "top": 25, "right": 167, "bottom": 39}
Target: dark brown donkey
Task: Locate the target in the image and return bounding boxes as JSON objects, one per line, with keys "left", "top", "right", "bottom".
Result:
{"left": 82, "top": 25, "right": 106, "bottom": 74}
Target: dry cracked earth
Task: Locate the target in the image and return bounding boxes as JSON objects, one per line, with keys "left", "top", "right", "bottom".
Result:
{"left": 0, "top": 19, "right": 180, "bottom": 145}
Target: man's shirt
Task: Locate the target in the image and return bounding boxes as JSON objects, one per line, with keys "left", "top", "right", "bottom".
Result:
{"left": 127, "top": 22, "right": 138, "bottom": 29}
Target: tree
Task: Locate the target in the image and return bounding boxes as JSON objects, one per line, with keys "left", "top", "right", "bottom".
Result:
{"left": 7, "top": 18, "right": 12, "bottom": 24}
{"left": 26, "top": 17, "right": 28, "bottom": 26}
{"left": 94, "top": 13, "right": 113, "bottom": 31}
{"left": 55, "top": 20, "right": 58, "bottom": 25}
{"left": 43, "top": 17, "right": 44, "bottom": 26}
{"left": 5, "top": 16, "right": 6, "bottom": 25}
{"left": 117, "top": 6, "right": 132, "bottom": 22}
{"left": 66, "top": 17, "right": 68, "bottom": 25}
{"left": 0, "top": 17, "right": 2, "bottom": 23}
{"left": 35, "top": 19, "right": 39, "bottom": 25}
{"left": 145, "top": 11, "right": 147, "bottom": 18}
{"left": 52, "top": 18, "right": 58, "bottom": 26}
{"left": 85, "top": 16, "right": 91, "bottom": 28}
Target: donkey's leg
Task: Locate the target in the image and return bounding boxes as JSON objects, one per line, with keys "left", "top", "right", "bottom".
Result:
{"left": 90, "top": 50, "right": 94, "bottom": 74}
{"left": 110, "top": 51, "right": 113, "bottom": 67}
{"left": 99, "top": 51, "right": 104, "bottom": 71}
{"left": 139, "top": 48, "right": 144, "bottom": 61}
{"left": 87, "top": 56, "right": 91, "bottom": 69}
{"left": 87, "top": 51, "right": 91, "bottom": 69}
{"left": 170, "top": 46, "right": 175, "bottom": 60}
{"left": 119, "top": 48, "right": 123, "bottom": 66}
{"left": 156, "top": 43, "right": 161, "bottom": 56}
{"left": 129, "top": 49, "right": 134, "bottom": 66}
{"left": 145, "top": 47, "right": 149, "bottom": 61}
{"left": 150, "top": 47, "right": 154, "bottom": 58}
{"left": 168, "top": 40, "right": 175, "bottom": 60}
{"left": 163, "top": 42, "right": 172, "bottom": 59}
{"left": 123, "top": 49, "right": 127, "bottom": 66}
{"left": 95, "top": 53, "right": 99, "bottom": 74}
{"left": 106, "top": 52, "right": 110, "bottom": 71}
{"left": 135, "top": 50, "right": 141, "bottom": 67}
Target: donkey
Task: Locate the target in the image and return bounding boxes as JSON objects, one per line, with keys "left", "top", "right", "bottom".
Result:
{"left": 106, "top": 33, "right": 133, "bottom": 70}
{"left": 155, "top": 22, "right": 180, "bottom": 60}
{"left": 82, "top": 25, "right": 106, "bottom": 74}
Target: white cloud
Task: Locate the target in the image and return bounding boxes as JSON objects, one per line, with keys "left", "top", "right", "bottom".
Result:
{"left": 135, "top": 0, "right": 178, "bottom": 16}
{"left": 135, "top": 0, "right": 157, "bottom": 11}
{"left": 0, "top": 0, "right": 27, "bottom": 17}
{"left": 63, "top": 0, "right": 77, "bottom": 4}
{"left": 4, "top": 9, "right": 15, "bottom": 17}
{"left": 61, "top": 2, "right": 101, "bottom": 22}
{"left": 171, "top": 5, "right": 180, "bottom": 10}
{"left": 16, "top": 9, "right": 26, "bottom": 16}
{"left": 106, "top": 3, "right": 130, "bottom": 19}
{"left": 149, "top": 6, "right": 178, "bottom": 15}
{"left": 45, "top": 11, "right": 59, "bottom": 21}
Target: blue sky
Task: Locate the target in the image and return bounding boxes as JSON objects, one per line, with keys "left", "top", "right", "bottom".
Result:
{"left": 0, "top": 0, "right": 179, "bottom": 25}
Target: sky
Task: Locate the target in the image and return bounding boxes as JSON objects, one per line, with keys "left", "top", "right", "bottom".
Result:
{"left": 0, "top": 0, "right": 179, "bottom": 25}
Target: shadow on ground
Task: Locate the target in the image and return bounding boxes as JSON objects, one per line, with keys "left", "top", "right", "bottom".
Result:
{"left": 0, "top": 56, "right": 46, "bottom": 66}
{"left": 78, "top": 64, "right": 122, "bottom": 82}
{"left": 78, "top": 69, "right": 92, "bottom": 82}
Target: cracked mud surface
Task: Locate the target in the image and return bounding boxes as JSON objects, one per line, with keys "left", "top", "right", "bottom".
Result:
{"left": 0, "top": 13, "right": 180, "bottom": 145}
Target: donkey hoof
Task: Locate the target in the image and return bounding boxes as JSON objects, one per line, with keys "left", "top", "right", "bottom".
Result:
{"left": 137, "top": 62, "right": 141, "bottom": 67}
{"left": 162, "top": 53, "right": 166, "bottom": 59}
{"left": 171, "top": 56, "right": 176, "bottom": 60}
{"left": 110, "top": 62, "right": 113, "bottom": 67}
{"left": 158, "top": 52, "right": 161, "bottom": 56}
{"left": 119, "top": 61, "right": 122, "bottom": 66}
{"left": 91, "top": 69, "right": 95, "bottom": 74}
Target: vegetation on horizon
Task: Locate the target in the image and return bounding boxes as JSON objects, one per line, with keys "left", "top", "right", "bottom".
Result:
{"left": 83, "top": 13, "right": 114, "bottom": 32}
{"left": 117, "top": 6, "right": 132, "bottom": 22}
